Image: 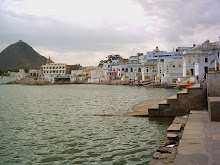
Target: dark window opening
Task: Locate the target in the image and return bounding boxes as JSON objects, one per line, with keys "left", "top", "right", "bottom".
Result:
{"left": 191, "top": 69, "right": 194, "bottom": 76}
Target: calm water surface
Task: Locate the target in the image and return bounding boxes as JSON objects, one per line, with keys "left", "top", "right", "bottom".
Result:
{"left": 0, "top": 84, "right": 179, "bottom": 164}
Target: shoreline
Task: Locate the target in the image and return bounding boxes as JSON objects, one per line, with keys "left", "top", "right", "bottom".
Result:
{"left": 2, "top": 77, "right": 187, "bottom": 89}
{"left": 149, "top": 116, "right": 188, "bottom": 164}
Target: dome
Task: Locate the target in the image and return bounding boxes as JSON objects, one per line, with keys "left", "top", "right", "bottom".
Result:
{"left": 154, "top": 46, "right": 160, "bottom": 52}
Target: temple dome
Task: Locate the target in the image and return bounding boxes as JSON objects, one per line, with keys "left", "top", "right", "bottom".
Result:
{"left": 154, "top": 46, "right": 160, "bottom": 52}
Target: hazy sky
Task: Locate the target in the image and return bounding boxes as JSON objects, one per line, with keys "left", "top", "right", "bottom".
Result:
{"left": 1, "top": 0, "right": 220, "bottom": 66}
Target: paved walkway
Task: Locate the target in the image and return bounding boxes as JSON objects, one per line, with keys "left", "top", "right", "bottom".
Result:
{"left": 174, "top": 111, "right": 220, "bottom": 165}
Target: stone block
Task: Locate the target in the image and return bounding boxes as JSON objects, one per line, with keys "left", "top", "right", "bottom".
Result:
{"left": 167, "top": 124, "right": 182, "bottom": 132}
{"left": 208, "top": 97, "right": 220, "bottom": 121}
{"left": 167, "top": 133, "right": 178, "bottom": 140}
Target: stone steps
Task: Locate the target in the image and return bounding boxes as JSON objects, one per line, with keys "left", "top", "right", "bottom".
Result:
{"left": 148, "top": 83, "right": 206, "bottom": 116}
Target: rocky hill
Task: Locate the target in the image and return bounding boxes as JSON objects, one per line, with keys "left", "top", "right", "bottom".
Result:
{"left": 0, "top": 40, "right": 47, "bottom": 70}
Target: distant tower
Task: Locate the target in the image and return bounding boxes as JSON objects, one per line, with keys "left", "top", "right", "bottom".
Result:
{"left": 46, "top": 56, "right": 54, "bottom": 65}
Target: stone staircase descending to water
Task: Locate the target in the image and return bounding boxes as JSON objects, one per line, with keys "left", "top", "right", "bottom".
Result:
{"left": 148, "top": 83, "right": 207, "bottom": 117}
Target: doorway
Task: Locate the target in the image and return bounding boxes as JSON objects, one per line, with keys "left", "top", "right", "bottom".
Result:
{"left": 191, "top": 69, "right": 194, "bottom": 76}
{"left": 204, "top": 67, "right": 208, "bottom": 73}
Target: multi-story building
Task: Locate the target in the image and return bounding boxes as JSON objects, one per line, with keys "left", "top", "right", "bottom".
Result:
{"left": 157, "top": 58, "right": 183, "bottom": 85}
{"left": 112, "top": 65, "right": 128, "bottom": 78}
{"left": 88, "top": 68, "right": 106, "bottom": 83}
{"left": 42, "top": 63, "right": 67, "bottom": 83}
{"left": 140, "top": 46, "right": 182, "bottom": 63}
{"left": 122, "top": 56, "right": 142, "bottom": 81}
{"left": 141, "top": 62, "right": 157, "bottom": 81}
{"left": 182, "top": 40, "right": 220, "bottom": 82}
{"left": 41, "top": 57, "right": 81, "bottom": 83}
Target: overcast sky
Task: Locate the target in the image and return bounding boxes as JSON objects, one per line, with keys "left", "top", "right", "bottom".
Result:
{"left": 1, "top": 0, "right": 220, "bottom": 66}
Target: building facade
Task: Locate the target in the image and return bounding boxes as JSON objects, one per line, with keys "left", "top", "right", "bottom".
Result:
{"left": 183, "top": 40, "right": 220, "bottom": 81}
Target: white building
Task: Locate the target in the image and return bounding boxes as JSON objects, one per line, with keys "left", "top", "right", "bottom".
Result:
{"left": 140, "top": 46, "right": 182, "bottom": 63}
{"left": 0, "top": 69, "right": 26, "bottom": 84}
{"left": 122, "top": 56, "right": 142, "bottom": 81}
{"left": 29, "top": 69, "right": 40, "bottom": 77}
{"left": 42, "top": 63, "right": 68, "bottom": 83}
{"left": 112, "top": 65, "right": 128, "bottom": 79}
{"left": 141, "top": 62, "right": 157, "bottom": 81}
{"left": 88, "top": 68, "right": 106, "bottom": 83}
{"left": 182, "top": 40, "right": 220, "bottom": 82}
{"left": 158, "top": 58, "right": 183, "bottom": 85}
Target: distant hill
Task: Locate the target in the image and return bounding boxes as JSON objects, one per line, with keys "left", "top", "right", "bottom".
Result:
{"left": 0, "top": 40, "right": 47, "bottom": 70}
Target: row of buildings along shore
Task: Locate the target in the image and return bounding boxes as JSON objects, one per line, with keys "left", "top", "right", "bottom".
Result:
{"left": 1, "top": 39, "right": 220, "bottom": 85}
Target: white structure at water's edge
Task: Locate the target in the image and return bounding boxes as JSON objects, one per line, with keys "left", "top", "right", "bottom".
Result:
{"left": 182, "top": 40, "right": 220, "bottom": 83}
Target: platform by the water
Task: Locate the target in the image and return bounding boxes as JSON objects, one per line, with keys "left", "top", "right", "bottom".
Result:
{"left": 123, "top": 99, "right": 165, "bottom": 116}
{"left": 174, "top": 110, "right": 220, "bottom": 165}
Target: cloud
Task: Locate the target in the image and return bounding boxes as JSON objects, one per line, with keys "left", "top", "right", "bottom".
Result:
{"left": 135, "top": 0, "right": 220, "bottom": 45}
{"left": 0, "top": 0, "right": 220, "bottom": 66}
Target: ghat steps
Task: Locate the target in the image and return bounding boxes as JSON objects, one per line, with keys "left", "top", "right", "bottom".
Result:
{"left": 148, "top": 84, "right": 207, "bottom": 117}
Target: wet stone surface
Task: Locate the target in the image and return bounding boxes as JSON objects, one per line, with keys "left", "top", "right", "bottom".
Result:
{"left": 149, "top": 116, "right": 187, "bottom": 165}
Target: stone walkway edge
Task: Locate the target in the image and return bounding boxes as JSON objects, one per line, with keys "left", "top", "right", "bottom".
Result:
{"left": 150, "top": 110, "right": 220, "bottom": 165}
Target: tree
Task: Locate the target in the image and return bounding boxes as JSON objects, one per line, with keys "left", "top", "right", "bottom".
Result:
{"left": 98, "top": 54, "right": 123, "bottom": 67}
{"left": 98, "top": 60, "right": 108, "bottom": 67}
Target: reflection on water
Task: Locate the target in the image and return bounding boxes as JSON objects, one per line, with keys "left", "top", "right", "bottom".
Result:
{"left": 0, "top": 84, "right": 178, "bottom": 164}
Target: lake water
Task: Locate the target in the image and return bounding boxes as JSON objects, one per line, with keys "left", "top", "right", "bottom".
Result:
{"left": 0, "top": 84, "right": 178, "bottom": 164}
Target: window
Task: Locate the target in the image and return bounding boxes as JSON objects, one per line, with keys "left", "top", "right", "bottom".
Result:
{"left": 138, "top": 68, "right": 141, "bottom": 72}
{"left": 205, "top": 58, "right": 208, "bottom": 63}
{"left": 130, "top": 68, "right": 133, "bottom": 72}
{"left": 146, "top": 69, "right": 148, "bottom": 72}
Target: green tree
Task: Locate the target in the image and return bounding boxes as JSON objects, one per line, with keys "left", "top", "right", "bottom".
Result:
{"left": 98, "top": 54, "right": 123, "bottom": 66}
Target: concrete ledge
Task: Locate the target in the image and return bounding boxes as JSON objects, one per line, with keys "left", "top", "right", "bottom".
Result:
{"left": 208, "top": 97, "right": 220, "bottom": 121}
{"left": 174, "top": 154, "right": 208, "bottom": 165}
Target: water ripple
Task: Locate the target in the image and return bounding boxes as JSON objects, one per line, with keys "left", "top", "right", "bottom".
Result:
{"left": 0, "top": 84, "right": 177, "bottom": 164}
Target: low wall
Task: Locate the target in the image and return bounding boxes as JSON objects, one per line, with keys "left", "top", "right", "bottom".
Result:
{"left": 207, "top": 72, "right": 220, "bottom": 97}
{"left": 208, "top": 97, "right": 220, "bottom": 121}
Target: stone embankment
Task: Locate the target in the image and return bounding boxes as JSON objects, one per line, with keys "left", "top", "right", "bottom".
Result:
{"left": 11, "top": 77, "right": 53, "bottom": 85}
{"left": 150, "top": 110, "right": 220, "bottom": 164}
{"left": 149, "top": 116, "right": 188, "bottom": 165}
{"left": 7, "top": 77, "right": 188, "bottom": 89}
